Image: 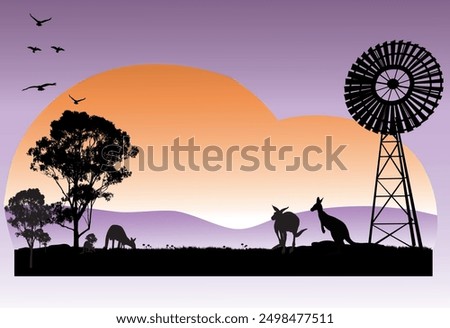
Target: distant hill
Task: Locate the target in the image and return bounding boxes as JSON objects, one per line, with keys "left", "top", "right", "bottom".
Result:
{"left": 6, "top": 207, "right": 437, "bottom": 249}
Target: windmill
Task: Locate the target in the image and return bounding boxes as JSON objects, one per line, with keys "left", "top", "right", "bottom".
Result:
{"left": 344, "top": 41, "right": 443, "bottom": 248}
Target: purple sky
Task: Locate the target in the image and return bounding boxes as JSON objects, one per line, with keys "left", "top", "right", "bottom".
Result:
{"left": 0, "top": 0, "right": 449, "bottom": 308}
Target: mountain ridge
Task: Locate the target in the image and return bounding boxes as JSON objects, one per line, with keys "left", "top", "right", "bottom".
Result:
{"left": 6, "top": 206, "right": 437, "bottom": 249}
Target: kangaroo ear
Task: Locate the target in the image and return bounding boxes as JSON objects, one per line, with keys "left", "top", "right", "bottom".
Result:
{"left": 280, "top": 207, "right": 289, "bottom": 213}
{"left": 320, "top": 197, "right": 324, "bottom": 203}
{"left": 316, "top": 197, "right": 320, "bottom": 202}
{"left": 272, "top": 205, "right": 279, "bottom": 212}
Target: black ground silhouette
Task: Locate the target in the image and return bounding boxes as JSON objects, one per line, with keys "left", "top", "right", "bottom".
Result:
{"left": 15, "top": 242, "right": 432, "bottom": 276}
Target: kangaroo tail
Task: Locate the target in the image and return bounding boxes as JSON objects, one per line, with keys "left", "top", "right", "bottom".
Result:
{"left": 346, "top": 236, "right": 356, "bottom": 245}
{"left": 295, "top": 228, "right": 307, "bottom": 238}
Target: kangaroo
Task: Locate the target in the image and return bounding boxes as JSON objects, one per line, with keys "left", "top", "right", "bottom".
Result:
{"left": 310, "top": 197, "right": 355, "bottom": 246}
{"left": 104, "top": 225, "right": 136, "bottom": 249}
{"left": 272, "top": 205, "right": 307, "bottom": 253}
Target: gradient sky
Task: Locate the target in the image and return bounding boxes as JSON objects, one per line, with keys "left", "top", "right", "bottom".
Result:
{"left": 4, "top": 64, "right": 436, "bottom": 229}
{"left": 0, "top": 0, "right": 449, "bottom": 309}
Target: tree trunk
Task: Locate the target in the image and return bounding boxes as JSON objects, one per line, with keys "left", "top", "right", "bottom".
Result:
{"left": 73, "top": 218, "right": 79, "bottom": 249}
{"left": 29, "top": 246, "right": 33, "bottom": 269}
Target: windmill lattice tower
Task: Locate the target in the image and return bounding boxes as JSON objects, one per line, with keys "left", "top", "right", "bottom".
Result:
{"left": 344, "top": 40, "right": 443, "bottom": 248}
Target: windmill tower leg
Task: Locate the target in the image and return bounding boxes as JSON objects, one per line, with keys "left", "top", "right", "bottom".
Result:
{"left": 368, "top": 133, "right": 423, "bottom": 248}
{"left": 397, "top": 133, "right": 423, "bottom": 248}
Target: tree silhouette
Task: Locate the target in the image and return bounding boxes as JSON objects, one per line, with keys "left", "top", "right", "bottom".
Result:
{"left": 27, "top": 110, "right": 138, "bottom": 248}
{"left": 36, "top": 229, "right": 51, "bottom": 252}
{"left": 5, "top": 188, "right": 52, "bottom": 268}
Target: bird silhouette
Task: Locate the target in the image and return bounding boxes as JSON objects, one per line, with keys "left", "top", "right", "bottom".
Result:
{"left": 29, "top": 13, "right": 52, "bottom": 26}
{"left": 22, "top": 83, "right": 56, "bottom": 91}
{"left": 69, "top": 94, "right": 86, "bottom": 104}
{"left": 51, "top": 46, "right": 65, "bottom": 53}
{"left": 27, "top": 46, "right": 42, "bottom": 53}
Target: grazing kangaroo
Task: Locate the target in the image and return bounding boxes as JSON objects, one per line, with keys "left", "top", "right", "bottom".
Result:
{"left": 310, "top": 197, "right": 355, "bottom": 246}
{"left": 272, "top": 205, "right": 307, "bottom": 253}
{"left": 104, "top": 225, "right": 136, "bottom": 249}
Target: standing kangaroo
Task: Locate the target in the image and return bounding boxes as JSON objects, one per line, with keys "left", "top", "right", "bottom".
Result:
{"left": 310, "top": 197, "right": 355, "bottom": 246}
{"left": 104, "top": 225, "right": 136, "bottom": 249}
{"left": 272, "top": 205, "right": 307, "bottom": 253}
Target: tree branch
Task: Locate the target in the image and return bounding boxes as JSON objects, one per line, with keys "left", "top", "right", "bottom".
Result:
{"left": 56, "top": 221, "right": 74, "bottom": 232}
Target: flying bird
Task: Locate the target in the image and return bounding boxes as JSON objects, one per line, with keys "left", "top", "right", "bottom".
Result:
{"left": 69, "top": 94, "right": 86, "bottom": 104}
{"left": 27, "top": 46, "right": 42, "bottom": 53}
{"left": 51, "top": 46, "right": 65, "bottom": 53}
{"left": 29, "top": 13, "right": 52, "bottom": 26}
{"left": 22, "top": 83, "right": 56, "bottom": 91}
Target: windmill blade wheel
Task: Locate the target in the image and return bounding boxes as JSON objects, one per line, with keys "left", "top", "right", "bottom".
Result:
{"left": 344, "top": 40, "right": 443, "bottom": 135}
